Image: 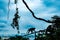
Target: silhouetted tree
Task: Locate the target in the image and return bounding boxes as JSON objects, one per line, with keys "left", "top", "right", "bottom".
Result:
{"left": 9, "top": 36, "right": 29, "bottom": 40}
{"left": 52, "top": 15, "right": 60, "bottom": 40}
{"left": 35, "top": 30, "right": 46, "bottom": 40}
{"left": 45, "top": 15, "right": 60, "bottom": 40}
{"left": 27, "top": 28, "right": 35, "bottom": 34}
{"left": 0, "top": 37, "right": 1, "bottom": 40}
{"left": 46, "top": 25, "right": 55, "bottom": 35}
{"left": 52, "top": 15, "right": 60, "bottom": 28}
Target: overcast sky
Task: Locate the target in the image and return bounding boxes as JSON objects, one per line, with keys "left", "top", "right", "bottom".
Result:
{"left": 0, "top": 0, "right": 60, "bottom": 36}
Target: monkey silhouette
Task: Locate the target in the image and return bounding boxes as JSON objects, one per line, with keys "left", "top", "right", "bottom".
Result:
{"left": 27, "top": 28, "right": 35, "bottom": 34}
{"left": 11, "top": 8, "right": 20, "bottom": 34}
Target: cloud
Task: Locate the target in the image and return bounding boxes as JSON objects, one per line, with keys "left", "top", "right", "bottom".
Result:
{"left": 43, "top": 0, "right": 60, "bottom": 10}
{"left": 0, "top": 29, "right": 8, "bottom": 32}
{"left": 0, "top": 20, "right": 7, "bottom": 24}
{"left": 0, "top": 0, "right": 8, "bottom": 18}
{"left": 0, "top": 25, "right": 6, "bottom": 28}
{"left": 0, "top": 9, "right": 5, "bottom": 17}
{"left": 35, "top": 8, "right": 56, "bottom": 18}
{"left": 9, "top": 0, "right": 42, "bottom": 12}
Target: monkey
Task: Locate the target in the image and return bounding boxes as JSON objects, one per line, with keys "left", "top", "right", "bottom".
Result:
{"left": 11, "top": 8, "right": 20, "bottom": 34}
{"left": 27, "top": 28, "right": 35, "bottom": 34}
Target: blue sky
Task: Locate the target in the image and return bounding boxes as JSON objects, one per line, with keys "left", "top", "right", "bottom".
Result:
{"left": 0, "top": 0, "right": 60, "bottom": 36}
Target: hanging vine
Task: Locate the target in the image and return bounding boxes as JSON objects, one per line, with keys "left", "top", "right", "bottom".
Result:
{"left": 22, "top": 0, "right": 54, "bottom": 23}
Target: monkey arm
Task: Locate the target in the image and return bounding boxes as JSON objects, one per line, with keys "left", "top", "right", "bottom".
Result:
{"left": 22, "top": 0, "right": 54, "bottom": 23}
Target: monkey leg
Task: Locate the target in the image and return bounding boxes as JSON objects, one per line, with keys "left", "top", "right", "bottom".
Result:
{"left": 16, "top": 26, "right": 20, "bottom": 34}
{"left": 11, "top": 19, "right": 16, "bottom": 29}
{"left": 11, "top": 23, "right": 15, "bottom": 29}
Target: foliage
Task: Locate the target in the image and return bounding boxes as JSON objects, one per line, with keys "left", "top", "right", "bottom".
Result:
{"left": 9, "top": 36, "right": 29, "bottom": 40}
